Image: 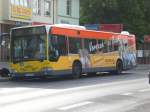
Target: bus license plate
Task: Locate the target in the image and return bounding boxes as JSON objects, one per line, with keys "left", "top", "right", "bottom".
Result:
{"left": 25, "top": 73, "right": 34, "bottom": 77}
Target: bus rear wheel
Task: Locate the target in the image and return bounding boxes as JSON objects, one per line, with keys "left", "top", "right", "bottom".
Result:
{"left": 72, "top": 61, "right": 82, "bottom": 79}
{"left": 115, "top": 60, "right": 123, "bottom": 74}
{"left": 111, "top": 60, "right": 123, "bottom": 75}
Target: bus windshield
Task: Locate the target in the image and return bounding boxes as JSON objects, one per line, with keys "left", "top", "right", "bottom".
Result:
{"left": 11, "top": 26, "right": 46, "bottom": 63}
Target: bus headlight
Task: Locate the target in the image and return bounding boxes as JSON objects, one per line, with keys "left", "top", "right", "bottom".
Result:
{"left": 10, "top": 69, "right": 17, "bottom": 73}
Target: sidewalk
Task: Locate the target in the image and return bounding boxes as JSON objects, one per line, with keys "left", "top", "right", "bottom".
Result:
{"left": 134, "top": 64, "right": 150, "bottom": 71}
{"left": 0, "top": 77, "right": 10, "bottom": 82}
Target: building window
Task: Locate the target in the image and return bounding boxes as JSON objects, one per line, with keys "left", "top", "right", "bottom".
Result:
{"left": 11, "top": 0, "right": 30, "bottom": 8}
{"left": 44, "top": 0, "right": 51, "bottom": 16}
{"left": 66, "top": 0, "right": 72, "bottom": 16}
{"left": 60, "top": 20, "right": 70, "bottom": 24}
{"left": 11, "top": 0, "right": 15, "bottom": 4}
{"left": 33, "top": 0, "right": 41, "bottom": 15}
{"left": 15, "top": 0, "right": 20, "bottom": 5}
{"left": 24, "top": 0, "right": 29, "bottom": 7}
{"left": 20, "top": 0, "right": 24, "bottom": 6}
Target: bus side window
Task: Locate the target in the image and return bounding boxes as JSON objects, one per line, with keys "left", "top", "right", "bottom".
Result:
{"left": 108, "top": 39, "right": 120, "bottom": 52}
{"left": 57, "top": 35, "right": 67, "bottom": 56}
{"left": 97, "top": 39, "right": 105, "bottom": 53}
{"left": 49, "top": 35, "right": 67, "bottom": 57}
{"left": 84, "top": 39, "right": 96, "bottom": 54}
{"left": 84, "top": 39, "right": 90, "bottom": 53}
{"left": 89, "top": 39, "right": 97, "bottom": 54}
{"left": 69, "top": 37, "right": 82, "bottom": 54}
{"left": 113, "top": 40, "right": 119, "bottom": 51}
{"left": 49, "top": 35, "right": 59, "bottom": 61}
{"left": 108, "top": 40, "right": 112, "bottom": 52}
{"left": 103, "top": 40, "right": 108, "bottom": 53}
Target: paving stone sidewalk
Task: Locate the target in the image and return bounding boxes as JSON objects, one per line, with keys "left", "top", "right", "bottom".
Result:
{"left": 134, "top": 64, "right": 150, "bottom": 71}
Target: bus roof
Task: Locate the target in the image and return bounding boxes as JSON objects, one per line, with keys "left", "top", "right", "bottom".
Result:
{"left": 50, "top": 25, "right": 135, "bottom": 40}
{"left": 11, "top": 24, "right": 135, "bottom": 39}
{"left": 11, "top": 24, "right": 86, "bottom": 30}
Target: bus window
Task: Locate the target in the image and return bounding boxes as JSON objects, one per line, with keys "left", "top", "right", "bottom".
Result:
{"left": 84, "top": 39, "right": 90, "bottom": 53}
{"left": 57, "top": 35, "right": 67, "bottom": 56}
{"left": 97, "top": 39, "right": 105, "bottom": 53}
{"left": 11, "top": 27, "right": 47, "bottom": 63}
{"left": 113, "top": 39, "right": 119, "bottom": 51}
{"left": 49, "top": 35, "right": 67, "bottom": 61}
{"left": 108, "top": 40, "right": 113, "bottom": 52}
{"left": 84, "top": 39, "right": 97, "bottom": 54}
{"left": 97, "top": 39, "right": 108, "bottom": 53}
{"left": 103, "top": 40, "right": 109, "bottom": 53}
{"left": 107, "top": 39, "right": 120, "bottom": 52}
{"left": 69, "top": 37, "right": 82, "bottom": 54}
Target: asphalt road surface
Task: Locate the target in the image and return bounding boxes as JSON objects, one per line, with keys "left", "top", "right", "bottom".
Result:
{"left": 0, "top": 69, "right": 150, "bottom": 112}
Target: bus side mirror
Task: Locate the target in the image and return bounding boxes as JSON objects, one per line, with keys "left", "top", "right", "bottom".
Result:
{"left": 1, "top": 40, "right": 6, "bottom": 46}
{"left": 0, "top": 33, "right": 9, "bottom": 46}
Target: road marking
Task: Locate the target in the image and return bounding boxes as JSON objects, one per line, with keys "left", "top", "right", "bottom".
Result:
{"left": 139, "top": 89, "right": 150, "bottom": 92}
{"left": 58, "top": 101, "right": 93, "bottom": 110}
{"left": 121, "top": 92, "right": 133, "bottom": 96}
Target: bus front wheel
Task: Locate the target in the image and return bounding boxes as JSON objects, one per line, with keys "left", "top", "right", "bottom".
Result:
{"left": 72, "top": 61, "right": 82, "bottom": 79}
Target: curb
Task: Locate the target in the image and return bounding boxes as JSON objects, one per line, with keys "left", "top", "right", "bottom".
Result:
{"left": 134, "top": 64, "right": 150, "bottom": 70}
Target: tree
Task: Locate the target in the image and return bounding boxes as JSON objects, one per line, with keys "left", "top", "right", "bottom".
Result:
{"left": 80, "top": 0, "right": 119, "bottom": 24}
{"left": 80, "top": 0, "right": 150, "bottom": 43}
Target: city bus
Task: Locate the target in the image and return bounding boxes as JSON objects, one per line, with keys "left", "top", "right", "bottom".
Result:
{"left": 9, "top": 24, "right": 136, "bottom": 79}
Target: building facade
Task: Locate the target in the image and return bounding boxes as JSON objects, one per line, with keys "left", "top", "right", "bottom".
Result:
{"left": 32, "top": 0, "right": 79, "bottom": 25}
{"left": 0, "top": 0, "right": 80, "bottom": 61}
{"left": 56, "top": 0, "right": 79, "bottom": 25}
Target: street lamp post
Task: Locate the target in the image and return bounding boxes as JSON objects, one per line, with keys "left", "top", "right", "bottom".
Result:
{"left": 53, "top": 0, "right": 55, "bottom": 24}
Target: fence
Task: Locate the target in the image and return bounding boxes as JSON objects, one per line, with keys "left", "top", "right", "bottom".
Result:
{"left": 137, "top": 41, "right": 150, "bottom": 64}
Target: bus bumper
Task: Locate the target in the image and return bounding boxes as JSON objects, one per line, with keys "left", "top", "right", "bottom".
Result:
{"left": 10, "top": 70, "right": 54, "bottom": 78}
{"left": 10, "top": 69, "right": 72, "bottom": 78}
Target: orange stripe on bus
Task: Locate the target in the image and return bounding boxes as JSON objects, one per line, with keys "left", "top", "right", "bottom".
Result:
{"left": 50, "top": 26, "right": 135, "bottom": 41}
{"left": 51, "top": 27, "right": 116, "bottom": 39}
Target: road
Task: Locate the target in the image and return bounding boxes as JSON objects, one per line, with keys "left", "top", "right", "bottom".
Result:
{"left": 0, "top": 69, "right": 150, "bottom": 112}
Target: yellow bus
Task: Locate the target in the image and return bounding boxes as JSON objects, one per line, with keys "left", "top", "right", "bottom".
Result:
{"left": 9, "top": 24, "right": 136, "bottom": 79}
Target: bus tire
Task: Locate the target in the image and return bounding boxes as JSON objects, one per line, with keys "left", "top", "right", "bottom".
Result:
{"left": 72, "top": 61, "right": 82, "bottom": 79}
{"left": 111, "top": 60, "right": 123, "bottom": 75}
{"left": 115, "top": 60, "right": 123, "bottom": 75}
{"left": 0, "top": 68, "right": 10, "bottom": 77}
